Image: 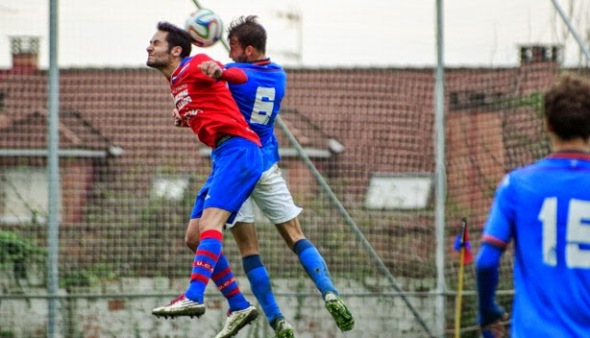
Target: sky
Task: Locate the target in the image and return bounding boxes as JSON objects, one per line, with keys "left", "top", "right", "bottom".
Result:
{"left": 0, "top": 0, "right": 589, "bottom": 69}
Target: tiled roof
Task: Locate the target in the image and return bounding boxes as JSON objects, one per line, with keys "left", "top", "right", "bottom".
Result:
{"left": 0, "top": 64, "right": 564, "bottom": 209}
{"left": 281, "top": 68, "right": 437, "bottom": 198}
{"left": 0, "top": 109, "right": 112, "bottom": 152}
{"left": 0, "top": 68, "right": 201, "bottom": 170}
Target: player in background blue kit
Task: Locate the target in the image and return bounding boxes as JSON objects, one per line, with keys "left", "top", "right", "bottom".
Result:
{"left": 200, "top": 16, "right": 354, "bottom": 338}
{"left": 476, "top": 73, "right": 590, "bottom": 338}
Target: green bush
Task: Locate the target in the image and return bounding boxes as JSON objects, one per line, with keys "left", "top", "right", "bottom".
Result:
{"left": 0, "top": 231, "right": 46, "bottom": 280}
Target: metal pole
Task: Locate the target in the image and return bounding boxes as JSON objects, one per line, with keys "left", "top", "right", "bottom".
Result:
{"left": 47, "top": 0, "right": 60, "bottom": 336}
{"left": 434, "top": 0, "right": 447, "bottom": 337}
{"left": 550, "top": 0, "right": 590, "bottom": 63}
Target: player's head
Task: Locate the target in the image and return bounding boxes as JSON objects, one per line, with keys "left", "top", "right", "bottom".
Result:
{"left": 146, "top": 22, "right": 192, "bottom": 70}
{"left": 543, "top": 73, "right": 590, "bottom": 142}
{"left": 227, "top": 15, "right": 266, "bottom": 62}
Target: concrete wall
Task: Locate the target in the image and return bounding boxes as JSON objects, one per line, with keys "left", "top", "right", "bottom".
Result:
{"left": 0, "top": 276, "right": 437, "bottom": 338}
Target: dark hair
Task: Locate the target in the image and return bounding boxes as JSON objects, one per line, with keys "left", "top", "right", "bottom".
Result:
{"left": 157, "top": 21, "right": 192, "bottom": 58}
{"left": 227, "top": 15, "right": 266, "bottom": 54}
{"left": 544, "top": 73, "right": 590, "bottom": 141}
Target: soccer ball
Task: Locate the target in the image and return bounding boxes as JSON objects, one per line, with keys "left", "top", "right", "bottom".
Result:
{"left": 185, "top": 9, "right": 223, "bottom": 48}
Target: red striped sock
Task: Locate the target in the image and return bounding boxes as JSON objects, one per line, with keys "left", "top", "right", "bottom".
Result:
{"left": 185, "top": 229, "right": 223, "bottom": 302}
{"left": 211, "top": 252, "right": 249, "bottom": 312}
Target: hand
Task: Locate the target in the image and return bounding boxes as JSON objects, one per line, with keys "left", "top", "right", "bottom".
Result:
{"left": 481, "top": 313, "right": 509, "bottom": 338}
{"left": 481, "top": 323, "right": 503, "bottom": 338}
{"left": 199, "top": 61, "right": 223, "bottom": 79}
{"left": 172, "top": 108, "right": 188, "bottom": 127}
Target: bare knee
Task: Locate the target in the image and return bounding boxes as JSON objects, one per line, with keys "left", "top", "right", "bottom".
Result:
{"left": 184, "top": 219, "right": 201, "bottom": 252}
{"left": 275, "top": 218, "right": 305, "bottom": 250}
{"left": 230, "top": 222, "right": 260, "bottom": 257}
{"left": 185, "top": 236, "right": 199, "bottom": 252}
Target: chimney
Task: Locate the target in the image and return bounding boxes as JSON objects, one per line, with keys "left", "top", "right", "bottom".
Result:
{"left": 10, "top": 36, "right": 40, "bottom": 73}
{"left": 519, "top": 44, "right": 562, "bottom": 65}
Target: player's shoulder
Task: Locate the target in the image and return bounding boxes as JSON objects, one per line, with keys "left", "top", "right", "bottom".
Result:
{"left": 502, "top": 157, "right": 559, "bottom": 188}
{"left": 192, "top": 53, "right": 215, "bottom": 62}
{"left": 226, "top": 60, "right": 284, "bottom": 72}
{"left": 506, "top": 161, "right": 541, "bottom": 180}
{"left": 225, "top": 62, "right": 247, "bottom": 69}
{"left": 178, "top": 54, "right": 210, "bottom": 70}
{"left": 261, "top": 60, "right": 284, "bottom": 70}
{"left": 513, "top": 155, "right": 559, "bottom": 173}
{"left": 262, "top": 60, "right": 285, "bottom": 72}
{"left": 499, "top": 161, "right": 537, "bottom": 187}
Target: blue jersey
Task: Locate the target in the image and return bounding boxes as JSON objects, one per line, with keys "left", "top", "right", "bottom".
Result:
{"left": 225, "top": 59, "right": 286, "bottom": 171}
{"left": 481, "top": 151, "right": 590, "bottom": 337}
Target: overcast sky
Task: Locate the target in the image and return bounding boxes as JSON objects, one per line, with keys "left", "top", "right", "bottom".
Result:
{"left": 0, "top": 0, "right": 588, "bottom": 69}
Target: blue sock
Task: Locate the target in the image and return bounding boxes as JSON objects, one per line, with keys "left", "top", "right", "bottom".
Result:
{"left": 293, "top": 239, "right": 337, "bottom": 297}
{"left": 243, "top": 254, "right": 283, "bottom": 326}
{"left": 212, "top": 252, "right": 250, "bottom": 312}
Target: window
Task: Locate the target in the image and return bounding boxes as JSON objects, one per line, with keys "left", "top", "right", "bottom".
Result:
{"left": 1, "top": 167, "right": 56, "bottom": 224}
{"left": 152, "top": 175, "right": 190, "bottom": 201}
{"left": 365, "top": 173, "right": 433, "bottom": 210}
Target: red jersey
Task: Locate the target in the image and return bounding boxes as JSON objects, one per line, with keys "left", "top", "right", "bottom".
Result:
{"left": 169, "top": 54, "right": 260, "bottom": 148}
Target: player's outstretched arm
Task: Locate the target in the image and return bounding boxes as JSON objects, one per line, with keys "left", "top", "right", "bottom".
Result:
{"left": 476, "top": 244, "right": 507, "bottom": 336}
{"left": 198, "top": 61, "right": 247, "bottom": 84}
{"left": 199, "top": 60, "right": 223, "bottom": 79}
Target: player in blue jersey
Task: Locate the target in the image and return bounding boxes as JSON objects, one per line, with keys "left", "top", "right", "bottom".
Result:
{"left": 199, "top": 16, "right": 354, "bottom": 338}
{"left": 476, "top": 73, "right": 590, "bottom": 338}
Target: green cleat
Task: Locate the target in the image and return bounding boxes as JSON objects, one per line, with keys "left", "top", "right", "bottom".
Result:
{"left": 214, "top": 305, "right": 259, "bottom": 338}
{"left": 274, "top": 318, "right": 295, "bottom": 338}
{"left": 324, "top": 292, "right": 355, "bottom": 332}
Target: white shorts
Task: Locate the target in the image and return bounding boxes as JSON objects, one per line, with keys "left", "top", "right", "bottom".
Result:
{"left": 226, "top": 164, "right": 303, "bottom": 229}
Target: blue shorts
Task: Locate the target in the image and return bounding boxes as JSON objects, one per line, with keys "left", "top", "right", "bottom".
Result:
{"left": 190, "top": 137, "right": 263, "bottom": 224}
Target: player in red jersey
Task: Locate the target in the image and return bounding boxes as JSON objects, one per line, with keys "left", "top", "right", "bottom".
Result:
{"left": 146, "top": 21, "right": 262, "bottom": 337}
{"left": 164, "top": 47, "right": 259, "bottom": 147}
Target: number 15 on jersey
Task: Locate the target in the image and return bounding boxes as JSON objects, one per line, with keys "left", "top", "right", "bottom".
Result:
{"left": 539, "top": 198, "right": 590, "bottom": 268}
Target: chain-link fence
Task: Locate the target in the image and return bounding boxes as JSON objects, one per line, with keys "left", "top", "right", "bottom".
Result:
{"left": 1, "top": 1, "right": 589, "bottom": 337}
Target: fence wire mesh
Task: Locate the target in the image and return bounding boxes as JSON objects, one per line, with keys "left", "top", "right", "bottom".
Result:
{"left": 1, "top": 1, "right": 589, "bottom": 338}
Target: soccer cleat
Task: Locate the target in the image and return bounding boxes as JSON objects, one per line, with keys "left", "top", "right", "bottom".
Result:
{"left": 274, "top": 318, "right": 295, "bottom": 338}
{"left": 214, "top": 305, "right": 259, "bottom": 338}
{"left": 151, "top": 293, "right": 205, "bottom": 319}
{"left": 324, "top": 292, "right": 355, "bottom": 332}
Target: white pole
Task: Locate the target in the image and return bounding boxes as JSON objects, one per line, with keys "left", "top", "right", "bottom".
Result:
{"left": 47, "top": 0, "right": 60, "bottom": 336}
{"left": 434, "top": 0, "right": 447, "bottom": 337}
{"left": 550, "top": 0, "right": 590, "bottom": 63}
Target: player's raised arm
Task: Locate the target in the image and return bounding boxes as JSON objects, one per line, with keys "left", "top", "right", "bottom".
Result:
{"left": 199, "top": 60, "right": 247, "bottom": 84}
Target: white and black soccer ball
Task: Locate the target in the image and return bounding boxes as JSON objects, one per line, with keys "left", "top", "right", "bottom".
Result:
{"left": 185, "top": 9, "right": 223, "bottom": 48}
